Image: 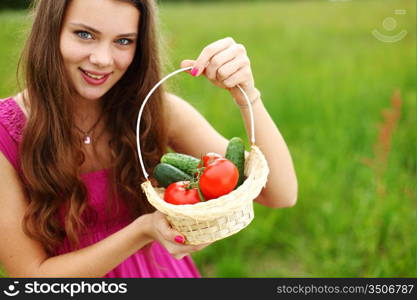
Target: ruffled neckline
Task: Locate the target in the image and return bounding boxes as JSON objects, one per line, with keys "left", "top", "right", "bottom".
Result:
{"left": 0, "top": 97, "right": 27, "bottom": 143}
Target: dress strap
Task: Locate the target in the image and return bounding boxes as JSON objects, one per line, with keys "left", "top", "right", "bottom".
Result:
{"left": 0, "top": 97, "right": 26, "bottom": 143}
{"left": 0, "top": 97, "right": 26, "bottom": 171}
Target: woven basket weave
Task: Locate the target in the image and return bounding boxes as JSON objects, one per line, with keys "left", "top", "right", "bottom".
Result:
{"left": 136, "top": 67, "right": 269, "bottom": 245}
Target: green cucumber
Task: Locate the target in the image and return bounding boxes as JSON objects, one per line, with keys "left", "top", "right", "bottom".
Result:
{"left": 225, "top": 137, "right": 246, "bottom": 187}
{"left": 153, "top": 163, "right": 192, "bottom": 188}
{"left": 160, "top": 152, "right": 200, "bottom": 176}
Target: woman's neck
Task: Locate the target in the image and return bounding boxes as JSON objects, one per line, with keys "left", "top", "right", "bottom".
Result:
{"left": 72, "top": 96, "right": 104, "bottom": 129}
{"left": 15, "top": 90, "right": 105, "bottom": 134}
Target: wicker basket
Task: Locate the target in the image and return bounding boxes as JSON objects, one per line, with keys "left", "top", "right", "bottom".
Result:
{"left": 136, "top": 67, "right": 269, "bottom": 245}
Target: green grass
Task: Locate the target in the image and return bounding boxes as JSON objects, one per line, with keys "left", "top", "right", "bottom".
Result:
{"left": 0, "top": 0, "right": 415, "bottom": 277}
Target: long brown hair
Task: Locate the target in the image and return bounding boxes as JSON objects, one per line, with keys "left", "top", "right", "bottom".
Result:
{"left": 17, "top": 0, "right": 168, "bottom": 255}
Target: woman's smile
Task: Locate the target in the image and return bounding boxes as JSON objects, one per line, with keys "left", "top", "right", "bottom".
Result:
{"left": 79, "top": 67, "right": 113, "bottom": 86}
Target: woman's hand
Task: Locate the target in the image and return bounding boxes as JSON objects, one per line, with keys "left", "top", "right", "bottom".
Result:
{"left": 181, "top": 37, "right": 260, "bottom": 106}
{"left": 142, "top": 211, "right": 210, "bottom": 260}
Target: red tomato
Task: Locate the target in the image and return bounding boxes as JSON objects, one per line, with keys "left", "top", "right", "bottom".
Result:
{"left": 195, "top": 152, "right": 223, "bottom": 177}
{"left": 199, "top": 158, "right": 239, "bottom": 200}
{"left": 164, "top": 181, "right": 201, "bottom": 205}
{"left": 201, "top": 152, "right": 223, "bottom": 167}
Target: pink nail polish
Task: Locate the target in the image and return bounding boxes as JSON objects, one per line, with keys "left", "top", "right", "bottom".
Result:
{"left": 191, "top": 67, "right": 198, "bottom": 77}
{"left": 174, "top": 235, "right": 185, "bottom": 244}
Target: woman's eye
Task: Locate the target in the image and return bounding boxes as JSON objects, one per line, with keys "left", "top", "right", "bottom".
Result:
{"left": 75, "top": 31, "right": 93, "bottom": 40}
{"left": 117, "top": 38, "right": 133, "bottom": 46}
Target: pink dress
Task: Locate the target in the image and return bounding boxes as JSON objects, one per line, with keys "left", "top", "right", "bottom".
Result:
{"left": 0, "top": 97, "right": 201, "bottom": 278}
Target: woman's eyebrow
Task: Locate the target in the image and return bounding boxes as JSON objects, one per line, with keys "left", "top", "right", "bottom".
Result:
{"left": 69, "top": 22, "right": 138, "bottom": 37}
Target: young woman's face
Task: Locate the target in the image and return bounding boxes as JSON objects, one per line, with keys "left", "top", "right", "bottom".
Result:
{"left": 60, "top": 0, "right": 139, "bottom": 101}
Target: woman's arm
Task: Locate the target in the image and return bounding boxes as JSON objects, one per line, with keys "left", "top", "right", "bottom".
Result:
{"left": 37, "top": 211, "right": 209, "bottom": 277}
{"left": 164, "top": 92, "right": 297, "bottom": 209}
{"left": 0, "top": 153, "right": 206, "bottom": 277}
{"left": 0, "top": 153, "right": 152, "bottom": 277}
{"left": 175, "top": 37, "right": 298, "bottom": 208}
{"left": 35, "top": 217, "right": 152, "bottom": 277}
{"left": 176, "top": 37, "right": 298, "bottom": 208}
{"left": 238, "top": 93, "right": 298, "bottom": 208}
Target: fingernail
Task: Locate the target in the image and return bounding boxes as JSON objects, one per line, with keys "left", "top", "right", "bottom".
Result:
{"left": 174, "top": 235, "right": 185, "bottom": 244}
{"left": 191, "top": 67, "right": 199, "bottom": 77}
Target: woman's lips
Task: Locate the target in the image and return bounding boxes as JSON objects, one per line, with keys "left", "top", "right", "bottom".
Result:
{"left": 79, "top": 68, "right": 112, "bottom": 86}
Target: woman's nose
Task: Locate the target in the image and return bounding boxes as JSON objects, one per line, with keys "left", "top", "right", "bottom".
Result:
{"left": 89, "top": 43, "right": 113, "bottom": 68}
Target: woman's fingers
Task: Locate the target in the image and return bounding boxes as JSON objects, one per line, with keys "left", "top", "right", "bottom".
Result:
{"left": 190, "top": 242, "right": 211, "bottom": 251}
{"left": 192, "top": 37, "right": 235, "bottom": 77}
{"left": 180, "top": 37, "right": 256, "bottom": 106}
{"left": 204, "top": 45, "right": 238, "bottom": 81}
{"left": 153, "top": 211, "right": 186, "bottom": 244}
{"left": 223, "top": 65, "right": 252, "bottom": 89}
{"left": 171, "top": 243, "right": 211, "bottom": 260}
{"left": 173, "top": 253, "right": 186, "bottom": 260}
{"left": 180, "top": 59, "right": 195, "bottom": 74}
{"left": 217, "top": 56, "right": 249, "bottom": 83}
{"left": 151, "top": 212, "right": 211, "bottom": 259}
{"left": 187, "top": 40, "right": 251, "bottom": 90}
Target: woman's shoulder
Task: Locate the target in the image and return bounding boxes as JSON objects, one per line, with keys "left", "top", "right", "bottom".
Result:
{"left": 163, "top": 92, "right": 196, "bottom": 141}
{"left": 163, "top": 91, "right": 210, "bottom": 131}
{"left": 163, "top": 92, "right": 201, "bottom": 119}
{"left": 1, "top": 91, "right": 29, "bottom": 114}
{"left": 0, "top": 93, "right": 27, "bottom": 143}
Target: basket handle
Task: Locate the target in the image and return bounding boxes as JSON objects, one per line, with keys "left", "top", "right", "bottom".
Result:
{"left": 136, "top": 66, "right": 256, "bottom": 180}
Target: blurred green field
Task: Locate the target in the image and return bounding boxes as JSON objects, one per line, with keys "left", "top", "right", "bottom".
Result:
{"left": 0, "top": 0, "right": 415, "bottom": 277}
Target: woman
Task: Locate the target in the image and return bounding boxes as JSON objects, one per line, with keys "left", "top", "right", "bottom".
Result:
{"left": 0, "top": 0, "right": 297, "bottom": 277}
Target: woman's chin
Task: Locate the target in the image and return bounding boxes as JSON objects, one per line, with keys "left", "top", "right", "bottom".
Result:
{"left": 76, "top": 89, "right": 107, "bottom": 101}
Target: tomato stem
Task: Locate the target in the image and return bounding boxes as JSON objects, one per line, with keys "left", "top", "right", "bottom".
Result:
{"left": 194, "top": 159, "right": 206, "bottom": 201}
{"left": 197, "top": 182, "right": 206, "bottom": 202}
